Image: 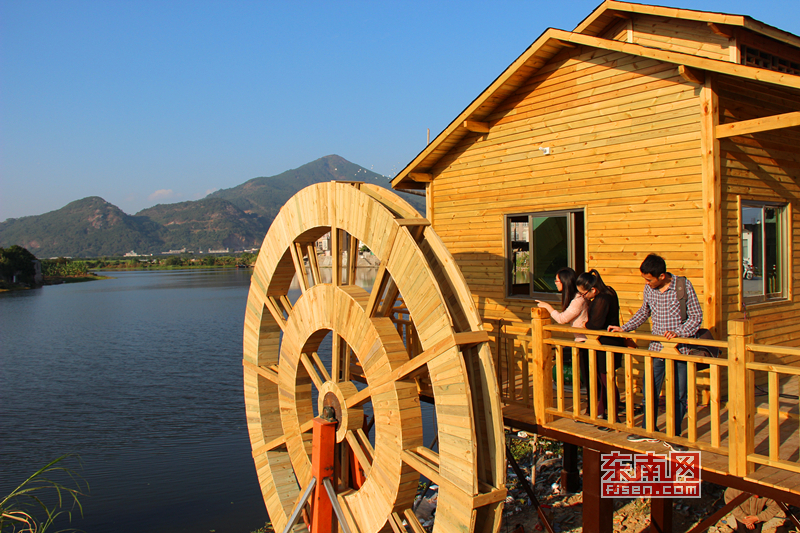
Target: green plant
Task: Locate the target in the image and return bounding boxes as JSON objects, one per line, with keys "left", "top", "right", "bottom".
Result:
{"left": 1, "top": 455, "right": 88, "bottom": 533}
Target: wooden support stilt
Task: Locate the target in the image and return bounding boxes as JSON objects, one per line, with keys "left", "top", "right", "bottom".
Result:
{"left": 582, "top": 448, "right": 613, "bottom": 533}
{"left": 561, "top": 443, "right": 581, "bottom": 493}
{"left": 650, "top": 498, "right": 673, "bottom": 533}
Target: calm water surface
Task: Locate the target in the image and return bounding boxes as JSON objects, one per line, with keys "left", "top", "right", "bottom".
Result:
{"left": 0, "top": 269, "right": 276, "bottom": 532}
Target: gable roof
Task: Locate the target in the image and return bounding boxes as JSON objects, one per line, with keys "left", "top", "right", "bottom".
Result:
{"left": 392, "top": 3, "right": 800, "bottom": 190}
{"left": 575, "top": 0, "right": 800, "bottom": 50}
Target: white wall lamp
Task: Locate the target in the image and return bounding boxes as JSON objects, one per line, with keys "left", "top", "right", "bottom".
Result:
{"left": 538, "top": 146, "right": 551, "bottom": 155}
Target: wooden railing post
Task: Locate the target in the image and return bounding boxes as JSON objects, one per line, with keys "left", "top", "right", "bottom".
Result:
{"left": 727, "top": 318, "right": 754, "bottom": 477}
{"left": 531, "top": 307, "right": 553, "bottom": 426}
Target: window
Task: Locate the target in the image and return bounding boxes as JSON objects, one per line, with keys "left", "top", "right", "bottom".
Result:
{"left": 506, "top": 210, "right": 585, "bottom": 298}
{"left": 741, "top": 203, "right": 788, "bottom": 303}
{"left": 741, "top": 45, "right": 800, "bottom": 75}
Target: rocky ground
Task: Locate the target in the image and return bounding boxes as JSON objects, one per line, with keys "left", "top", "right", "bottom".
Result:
{"left": 500, "top": 433, "right": 795, "bottom": 533}
{"left": 251, "top": 432, "right": 798, "bottom": 533}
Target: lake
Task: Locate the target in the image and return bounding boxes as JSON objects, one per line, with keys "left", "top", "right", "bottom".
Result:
{"left": 0, "top": 268, "right": 374, "bottom": 533}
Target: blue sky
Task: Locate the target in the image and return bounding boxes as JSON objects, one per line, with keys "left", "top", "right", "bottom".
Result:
{"left": 2, "top": 0, "right": 798, "bottom": 221}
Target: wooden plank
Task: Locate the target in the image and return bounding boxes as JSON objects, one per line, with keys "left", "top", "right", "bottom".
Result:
{"left": 409, "top": 172, "right": 433, "bottom": 182}
{"left": 687, "top": 362, "right": 697, "bottom": 442}
{"left": 645, "top": 357, "right": 655, "bottom": 432}
{"left": 403, "top": 508, "right": 427, "bottom": 533}
{"left": 769, "top": 372, "right": 780, "bottom": 461}
{"left": 242, "top": 359, "right": 279, "bottom": 384}
{"left": 554, "top": 30, "right": 800, "bottom": 90}
{"left": 710, "top": 364, "right": 722, "bottom": 447}
{"left": 345, "top": 430, "right": 372, "bottom": 477}
{"left": 748, "top": 455, "right": 800, "bottom": 474}
{"left": 556, "top": 346, "right": 565, "bottom": 413}
{"left": 389, "top": 513, "right": 405, "bottom": 533}
{"left": 679, "top": 65, "right": 705, "bottom": 85}
{"left": 716, "top": 111, "right": 800, "bottom": 139}
{"left": 625, "top": 353, "right": 634, "bottom": 427}
{"left": 401, "top": 449, "right": 443, "bottom": 487}
{"left": 311, "top": 351, "right": 332, "bottom": 382}
{"left": 463, "top": 120, "right": 490, "bottom": 133}
{"left": 264, "top": 297, "right": 287, "bottom": 331}
{"left": 299, "top": 352, "right": 324, "bottom": 390}
{"left": 289, "top": 241, "right": 309, "bottom": 294}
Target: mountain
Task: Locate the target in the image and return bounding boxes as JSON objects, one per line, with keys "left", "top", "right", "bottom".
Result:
{"left": 136, "top": 198, "right": 268, "bottom": 252}
{"left": 207, "top": 154, "right": 424, "bottom": 218}
{"left": 0, "top": 155, "right": 425, "bottom": 258}
{"left": 0, "top": 197, "right": 165, "bottom": 258}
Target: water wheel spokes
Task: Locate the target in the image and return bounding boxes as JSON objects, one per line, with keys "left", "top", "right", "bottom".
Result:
{"left": 244, "top": 182, "right": 506, "bottom": 533}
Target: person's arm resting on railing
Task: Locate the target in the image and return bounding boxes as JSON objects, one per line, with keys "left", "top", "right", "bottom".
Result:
{"left": 608, "top": 295, "right": 651, "bottom": 333}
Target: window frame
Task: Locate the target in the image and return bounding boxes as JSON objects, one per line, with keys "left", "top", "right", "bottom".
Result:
{"left": 503, "top": 208, "right": 586, "bottom": 300}
{"left": 739, "top": 200, "right": 791, "bottom": 307}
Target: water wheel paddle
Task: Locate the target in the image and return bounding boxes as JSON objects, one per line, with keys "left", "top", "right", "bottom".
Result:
{"left": 243, "top": 182, "right": 506, "bottom": 533}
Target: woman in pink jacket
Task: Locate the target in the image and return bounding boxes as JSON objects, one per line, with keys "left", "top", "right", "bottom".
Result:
{"left": 536, "top": 267, "right": 588, "bottom": 361}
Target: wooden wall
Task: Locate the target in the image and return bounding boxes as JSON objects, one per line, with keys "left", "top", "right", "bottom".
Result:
{"left": 624, "top": 14, "right": 733, "bottom": 62}
{"left": 717, "top": 74, "right": 800, "bottom": 351}
{"left": 429, "top": 46, "right": 705, "bottom": 333}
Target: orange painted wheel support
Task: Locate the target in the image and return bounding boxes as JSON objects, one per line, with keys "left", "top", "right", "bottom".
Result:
{"left": 311, "top": 417, "right": 337, "bottom": 533}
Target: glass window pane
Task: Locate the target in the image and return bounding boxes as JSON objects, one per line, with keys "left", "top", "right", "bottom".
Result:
{"left": 509, "top": 216, "right": 530, "bottom": 295}
{"left": 742, "top": 207, "right": 763, "bottom": 298}
{"left": 764, "top": 207, "right": 782, "bottom": 296}
{"left": 531, "top": 215, "right": 568, "bottom": 293}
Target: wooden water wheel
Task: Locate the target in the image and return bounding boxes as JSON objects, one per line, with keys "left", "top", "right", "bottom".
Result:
{"left": 243, "top": 181, "right": 506, "bottom": 533}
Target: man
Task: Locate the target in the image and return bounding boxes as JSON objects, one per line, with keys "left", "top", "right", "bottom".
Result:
{"left": 724, "top": 488, "right": 785, "bottom": 533}
{"left": 608, "top": 254, "right": 702, "bottom": 450}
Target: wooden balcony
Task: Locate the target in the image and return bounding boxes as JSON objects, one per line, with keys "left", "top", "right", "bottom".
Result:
{"left": 500, "top": 307, "right": 800, "bottom": 503}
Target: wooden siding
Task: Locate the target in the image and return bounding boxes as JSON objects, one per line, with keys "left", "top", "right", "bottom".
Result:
{"left": 627, "top": 14, "right": 734, "bottom": 62}
{"left": 429, "top": 47, "right": 704, "bottom": 330}
{"left": 717, "top": 74, "right": 800, "bottom": 352}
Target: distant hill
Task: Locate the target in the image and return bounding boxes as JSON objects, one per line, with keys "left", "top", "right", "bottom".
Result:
{"left": 0, "top": 197, "right": 166, "bottom": 258}
{"left": 137, "top": 198, "right": 268, "bottom": 252}
{"left": 208, "top": 154, "right": 424, "bottom": 219}
{"left": 0, "top": 155, "right": 425, "bottom": 258}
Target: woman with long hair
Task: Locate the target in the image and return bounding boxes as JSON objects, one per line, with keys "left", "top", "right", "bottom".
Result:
{"left": 575, "top": 269, "right": 625, "bottom": 425}
{"left": 535, "top": 267, "right": 588, "bottom": 346}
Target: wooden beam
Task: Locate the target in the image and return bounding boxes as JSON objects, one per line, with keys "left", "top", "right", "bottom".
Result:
{"left": 679, "top": 65, "right": 705, "bottom": 85}
{"left": 242, "top": 359, "right": 279, "bottom": 383}
{"left": 612, "top": 12, "right": 630, "bottom": 19}
{"left": 463, "top": 120, "right": 490, "bottom": 133}
{"left": 708, "top": 23, "right": 733, "bottom": 38}
{"left": 715, "top": 111, "right": 800, "bottom": 138}
{"left": 408, "top": 172, "right": 433, "bottom": 182}
{"left": 401, "top": 448, "right": 442, "bottom": 487}
{"left": 700, "top": 77, "right": 721, "bottom": 337}
{"left": 582, "top": 448, "right": 614, "bottom": 533}
{"left": 553, "top": 30, "right": 800, "bottom": 91}
{"left": 390, "top": 330, "right": 489, "bottom": 382}
{"left": 345, "top": 430, "right": 372, "bottom": 477}
{"left": 395, "top": 217, "right": 430, "bottom": 227}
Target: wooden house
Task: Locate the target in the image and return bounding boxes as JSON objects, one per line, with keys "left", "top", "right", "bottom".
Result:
{"left": 243, "top": 4, "right": 800, "bottom": 532}
{"left": 392, "top": 0, "right": 800, "bottom": 357}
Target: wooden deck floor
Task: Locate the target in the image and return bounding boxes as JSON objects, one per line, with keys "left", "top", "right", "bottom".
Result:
{"left": 502, "top": 386, "right": 800, "bottom": 503}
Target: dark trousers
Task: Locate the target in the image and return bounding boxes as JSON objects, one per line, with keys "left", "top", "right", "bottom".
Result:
{"left": 641, "top": 357, "right": 687, "bottom": 435}
{"left": 579, "top": 348, "right": 620, "bottom": 420}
